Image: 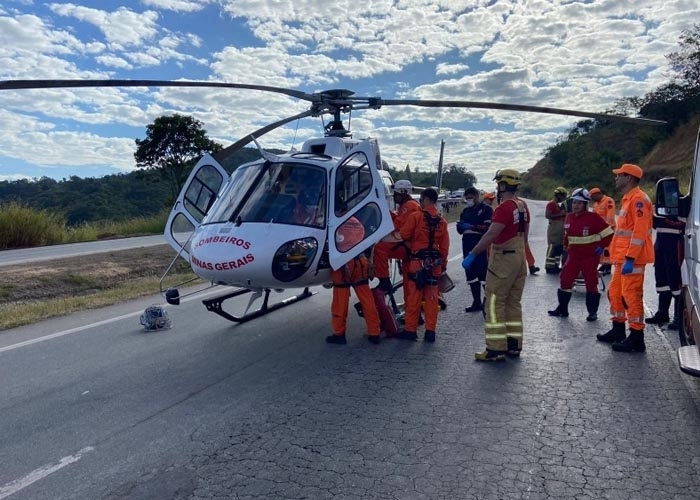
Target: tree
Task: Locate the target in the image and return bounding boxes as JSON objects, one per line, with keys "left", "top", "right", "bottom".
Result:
{"left": 134, "top": 114, "right": 223, "bottom": 199}
{"left": 667, "top": 23, "right": 700, "bottom": 94}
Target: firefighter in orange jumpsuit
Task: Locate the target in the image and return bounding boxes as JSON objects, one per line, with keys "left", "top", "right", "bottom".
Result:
{"left": 395, "top": 188, "right": 449, "bottom": 343}
{"left": 327, "top": 210, "right": 382, "bottom": 345}
{"left": 589, "top": 187, "right": 616, "bottom": 275}
{"left": 548, "top": 188, "right": 614, "bottom": 321}
{"left": 596, "top": 164, "right": 654, "bottom": 352}
{"left": 372, "top": 179, "right": 421, "bottom": 292}
{"left": 463, "top": 169, "right": 530, "bottom": 361}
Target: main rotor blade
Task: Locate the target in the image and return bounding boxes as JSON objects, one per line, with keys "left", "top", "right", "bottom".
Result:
{"left": 376, "top": 99, "right": 666, "bottom": 126}
{"left": 0, "top": 79, "right": 313, "bottom": 102}
{"left": 212, "top": 109, "right": 316, "bottom": 164}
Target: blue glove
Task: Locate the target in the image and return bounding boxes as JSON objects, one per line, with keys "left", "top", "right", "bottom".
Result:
{"left": 594, "top": 246, "right": 604, "bottom": 256}
{"left": 462, "top": 252, "right": 475, "bottom": 270}
{"left": 621, "top": 258, "right": 634, "bottom": 275}
{"left": 457, "top": 222, "right": 472, "bottom": 232}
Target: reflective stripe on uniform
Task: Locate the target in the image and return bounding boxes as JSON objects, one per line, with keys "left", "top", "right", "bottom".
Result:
{"left": 657, "top": 228, "right": 683, "bottom": 234}
{"left": 615, "top": 229, "right": 633, "bottom": 237}
{"left": 568, "top": 234, "right": 602, "bottom": 244}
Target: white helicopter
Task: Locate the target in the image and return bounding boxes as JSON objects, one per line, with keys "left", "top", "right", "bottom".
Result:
{"left": 0, "top": 80, "right": 666, "bottom": 323}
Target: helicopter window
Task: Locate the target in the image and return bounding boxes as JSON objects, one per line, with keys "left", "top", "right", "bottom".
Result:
{"left": 334, "top": 203, "right": 382, "bottom": 254}
{"left": 183, "top": 164, "right": 225, "bottom": 223}
{"left": 203, "top": 161, "right": 265, "bottom": 224}
{"left": 235, "top": 163, "right": 327, "bottom": 227}
{"left": 334, "top": 152, "right": 373, "bottom": 217}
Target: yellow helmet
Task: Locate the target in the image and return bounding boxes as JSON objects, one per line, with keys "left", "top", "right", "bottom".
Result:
{"left": 554, "top": 186, "right": 568, "bottom": 196}
{"left": 493, "top": 169, "right": 522, "bottom": 186}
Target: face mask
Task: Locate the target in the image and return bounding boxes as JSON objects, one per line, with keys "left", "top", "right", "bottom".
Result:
{"left": 465, "top": 199, "right": 475, "bottom": 207}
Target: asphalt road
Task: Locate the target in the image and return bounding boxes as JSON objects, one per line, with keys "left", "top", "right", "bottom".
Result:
{"left": 0, "top": 235, "right": 165, "bottom": 267}
{"left": 2, "top": 199, "right": 700, "bottom": 500}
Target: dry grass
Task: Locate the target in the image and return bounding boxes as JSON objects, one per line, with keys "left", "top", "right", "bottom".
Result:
{"left": 0, "top": 244, "right": 201, "bottom": 331}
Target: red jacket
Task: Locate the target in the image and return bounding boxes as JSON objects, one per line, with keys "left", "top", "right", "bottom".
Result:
{"left": 564, "top": 211, "right": 614, "bottom": 257}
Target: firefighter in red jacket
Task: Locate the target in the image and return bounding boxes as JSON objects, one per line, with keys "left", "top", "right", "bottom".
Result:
{"left": 463, "top": 169, "right": 530, "bottom": 361}
{"left": 326, "top": 205, "right": 381, "bottom": 345}
{"left": 372, "top": 179, "right": 421, "bottom": 292}
{"left": 596, "top": 164, "right": 654, "bottom": 352}
{"left": 395, "top": 188, "right": 449, "bottom": 343}
{"left": 548, "top": 188, "right": 614, "bottom": 321}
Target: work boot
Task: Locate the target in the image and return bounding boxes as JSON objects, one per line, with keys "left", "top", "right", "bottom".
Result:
{"left": 548, "top": 289, "right": 572, "bottom": 317}
{"left": 396, "top": 330, "right": 417, "bottom": 341}
{"left": 545, "top": 266, "right": 561, "bottom": 274}
{"left": 375, "top": 277, "right": 393, "bottom": 293}
{"left": 326, "top": 334, "right": 347, "bottom": 345}
{"left": 529, "top": 266, "right": 540, "bottom": 275}
{"left": 596, "top": 321, "right": 626, "bottom": 343}
{"left": 506, "top": 337, "right": 521, "bottom": 357}
{"left": 438, "top": 296, "right": 447, "bottom": 311}
{"left": 475, "top": 349, "right": 506, "bottom": 362}
{"left": 585, "top": 292, "right": 601, "bottom": 322}
{"left": 598, "top": 264, "right": 611, "bottom": 275}
{"left": 612, "top": 328, "right": 646, "bottom": 352}
{"left": 424, "top": 330, "right": 436, "bottom": 343}
{"left": 465, "top": 282, "right": 482, "bottom": 312}
{"left": 646, "top": 291, "right": 671, "bottom": 325}
{"left": 367, "top": 335, "right": 381, "bottom": 345}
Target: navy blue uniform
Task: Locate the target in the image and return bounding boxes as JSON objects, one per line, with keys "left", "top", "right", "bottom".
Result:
{"left": 457, "top": 202, "right": 492, "bottom": 284}
{"left": 653, "top": 214, "right": 685, "bottom": 295}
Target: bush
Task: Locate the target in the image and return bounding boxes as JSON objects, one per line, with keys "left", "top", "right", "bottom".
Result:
{"left": 0, "top": 202, "right": 65, "bottom": 249}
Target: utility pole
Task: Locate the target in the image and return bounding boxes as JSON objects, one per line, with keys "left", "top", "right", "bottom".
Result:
{"left": 436, "top": 140, "right": 445, "bottom": 192}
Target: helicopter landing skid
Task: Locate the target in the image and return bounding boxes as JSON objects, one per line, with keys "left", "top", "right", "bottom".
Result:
{"left": 202, "top": 287, "right": 316, "bottom": 323}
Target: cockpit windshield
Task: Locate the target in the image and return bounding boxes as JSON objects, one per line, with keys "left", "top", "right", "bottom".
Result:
{"left": 203, "top": 161, "right": 327, "bottom": 228}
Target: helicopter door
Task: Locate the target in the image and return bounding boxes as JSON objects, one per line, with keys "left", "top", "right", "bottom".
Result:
{"left": 328, "top": 140, "right": 394, "bottom": 270}
{"left": 163, "top": 154, "right": 228, "bottom": 260}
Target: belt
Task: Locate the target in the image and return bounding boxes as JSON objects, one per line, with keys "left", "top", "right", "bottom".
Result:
{"left": 501, "top": 250, "right": 516, "bottom": 254}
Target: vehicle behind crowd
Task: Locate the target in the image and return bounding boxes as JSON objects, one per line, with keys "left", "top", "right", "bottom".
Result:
{"left": 655, "top": 125, "right": 700, "bottom": 376}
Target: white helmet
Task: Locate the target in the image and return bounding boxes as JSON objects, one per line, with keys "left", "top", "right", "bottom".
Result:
{"left": 392, "top": 179, "right": 413, "bottom": 194}
{"left": 571, "top": 188, "right": 590, "bottom": 203}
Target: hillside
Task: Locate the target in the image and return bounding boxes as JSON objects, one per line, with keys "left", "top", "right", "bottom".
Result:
{"left": 521, "top": 115, "right": 699, "bottom": 199}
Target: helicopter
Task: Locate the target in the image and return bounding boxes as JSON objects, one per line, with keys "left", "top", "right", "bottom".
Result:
{"left": 0, "top": 79, "right": 666, "bottom": 323}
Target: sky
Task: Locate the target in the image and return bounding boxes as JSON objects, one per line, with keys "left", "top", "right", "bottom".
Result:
{"left": 0, "top": 0, "right": 697, "bottom": 188}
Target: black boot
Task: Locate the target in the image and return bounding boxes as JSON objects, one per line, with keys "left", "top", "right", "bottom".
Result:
{"left": 585, "top": 292, "right": 601, "bottom": 321}
{"left": 598, "top": 264, "right": 611, "bottom": 275}
{"left": 612, "top": 328, "right": 646, "bottom": 352}
{"left": 596, "top": 321, "right": 626, "bottom": 343}
{"left": 506, "top": 337, "right": 521, "bottom": 357}
{"left": 645, "top": 291, "right": 671, "bottom": 325}
{"left": 529, "top": 266, "right": 540, "bottom": 275}
{"left": 465, "top": 282, "right": 482, "bottom": 312}
{"left": 548, "top": 289, "right": 572, "bottom": 317}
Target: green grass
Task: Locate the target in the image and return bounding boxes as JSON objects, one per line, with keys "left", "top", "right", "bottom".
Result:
{"left": 0, "top": 202, "right": 169, "bottom": 249}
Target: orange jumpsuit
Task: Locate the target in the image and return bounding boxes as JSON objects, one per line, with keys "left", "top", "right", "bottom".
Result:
{"left": 373, "top": 198, "right": 421, "bottom": 279}
{"left": 331, "top": 217, "right": 380, "bottom": 339}
{"left": 592, "top": 194, "right": 616, "bottom": 266}
{"left": 399, "top": 207, "right": 449, "bottom": 333}
{"left": 608, "top": 187, "right": 654, "bottom": 330}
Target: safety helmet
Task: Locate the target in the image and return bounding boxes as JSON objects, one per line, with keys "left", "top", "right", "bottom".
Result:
{"left": 553, "top": 186, "right": 568, "bottom": 196}
{"left": 571, "top": 187, "right": 590, "bottom": 203}
{"left": 139, "top": 304, "right": 172, "bottom": 331}
{"left": 493, "top": 169, "right": 522, "bottom": 186}
{"left": 392, "top": 179, "right": 413, "bottom": 194}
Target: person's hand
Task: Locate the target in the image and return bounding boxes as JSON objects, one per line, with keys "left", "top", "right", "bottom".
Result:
{"left": 594, "top": 246, "right": 604, "bottom": 256}
{"left": 622, "top": 258, "right": 634, "bottom": 275}
{"left": 462, "top": 252, "right": 475, "bottom": 270}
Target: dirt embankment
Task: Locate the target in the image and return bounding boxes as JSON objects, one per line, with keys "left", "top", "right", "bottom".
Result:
{"left": 0, "top": 244, "right": 185, "bottom": 304}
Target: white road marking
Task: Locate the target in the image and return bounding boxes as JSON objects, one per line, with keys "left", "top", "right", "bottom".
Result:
{"left": 0, "top": 447, "right": 94, "bottom": 499}
{"left": 0, "top": 288, "right": 226, "bottom": 355}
